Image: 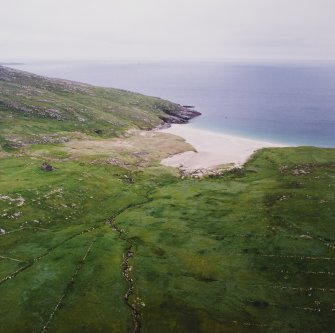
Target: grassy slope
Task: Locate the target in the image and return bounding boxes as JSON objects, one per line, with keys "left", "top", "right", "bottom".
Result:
{"left": 0, "top": 67, "right": 334, "bottom": 333}
{"left": 0, "top": 65, "right": 184, "bottom": 147}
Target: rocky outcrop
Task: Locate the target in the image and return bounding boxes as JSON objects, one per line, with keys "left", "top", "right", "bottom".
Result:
{"left": 159, "top": 104, "right": 201, "bottom": 127}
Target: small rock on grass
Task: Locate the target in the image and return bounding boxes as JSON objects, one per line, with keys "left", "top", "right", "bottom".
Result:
{"left": 41, "top": 162, "right": 53, "bottom": 172}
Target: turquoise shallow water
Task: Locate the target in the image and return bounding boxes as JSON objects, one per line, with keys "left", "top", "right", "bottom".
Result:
{"left": 10, "top": 61, "right": 335, "bottom": 147}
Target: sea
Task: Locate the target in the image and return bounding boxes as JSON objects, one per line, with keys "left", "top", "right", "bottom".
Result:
{"left": 9, "top": 61, "right": 335, "bottom": 147}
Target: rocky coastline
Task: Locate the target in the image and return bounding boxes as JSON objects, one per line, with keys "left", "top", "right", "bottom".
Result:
{"left": 158, "top": 104, "right": 201, "bottom": 128}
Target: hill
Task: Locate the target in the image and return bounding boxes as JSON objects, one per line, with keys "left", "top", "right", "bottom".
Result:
{"left": 0, "top": 65, "right": 200, "bottom": 150}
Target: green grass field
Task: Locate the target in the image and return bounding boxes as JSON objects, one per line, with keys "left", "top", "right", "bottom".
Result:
{"left": 1, "top": 66, "right": 334, "bottom": 332}
{"left": 1, "top": 148, "right": 334, "bottom": 332}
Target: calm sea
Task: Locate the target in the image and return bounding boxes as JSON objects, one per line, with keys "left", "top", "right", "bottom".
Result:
{"left": 10, "top": 61, "right": 335, "bottom": 147}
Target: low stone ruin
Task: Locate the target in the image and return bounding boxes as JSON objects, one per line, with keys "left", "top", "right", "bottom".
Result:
{"left": 41, "top": 162, "right": 53, "bottom": 172}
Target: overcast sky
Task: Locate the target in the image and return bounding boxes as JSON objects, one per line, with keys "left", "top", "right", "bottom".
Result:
{"left": 1, "top": 0, "right": 335, "bottom": 62}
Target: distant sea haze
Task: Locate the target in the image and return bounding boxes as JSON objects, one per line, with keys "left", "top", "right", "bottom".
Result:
{"left": 11, "top": 61, "right": 335, "bottom": 147}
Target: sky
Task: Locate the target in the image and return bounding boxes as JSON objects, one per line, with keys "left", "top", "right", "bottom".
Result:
{"left": 1, "top": 0, "right": 335, "bottom": 62}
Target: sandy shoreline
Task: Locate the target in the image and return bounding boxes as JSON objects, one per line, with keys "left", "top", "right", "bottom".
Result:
{"left": 159, "top": 124, "right": 287, "bottom": 171}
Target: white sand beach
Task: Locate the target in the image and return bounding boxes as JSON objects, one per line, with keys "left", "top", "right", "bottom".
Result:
{"left": 160, "top": 124, "right": 287, "bottom": 171}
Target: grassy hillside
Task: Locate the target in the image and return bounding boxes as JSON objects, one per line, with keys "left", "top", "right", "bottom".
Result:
{"left": 0, "top": 65, "right": 196, "bottom": 150}
{"left": 0, "top": 67, "right": 334, "bottom": 332}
